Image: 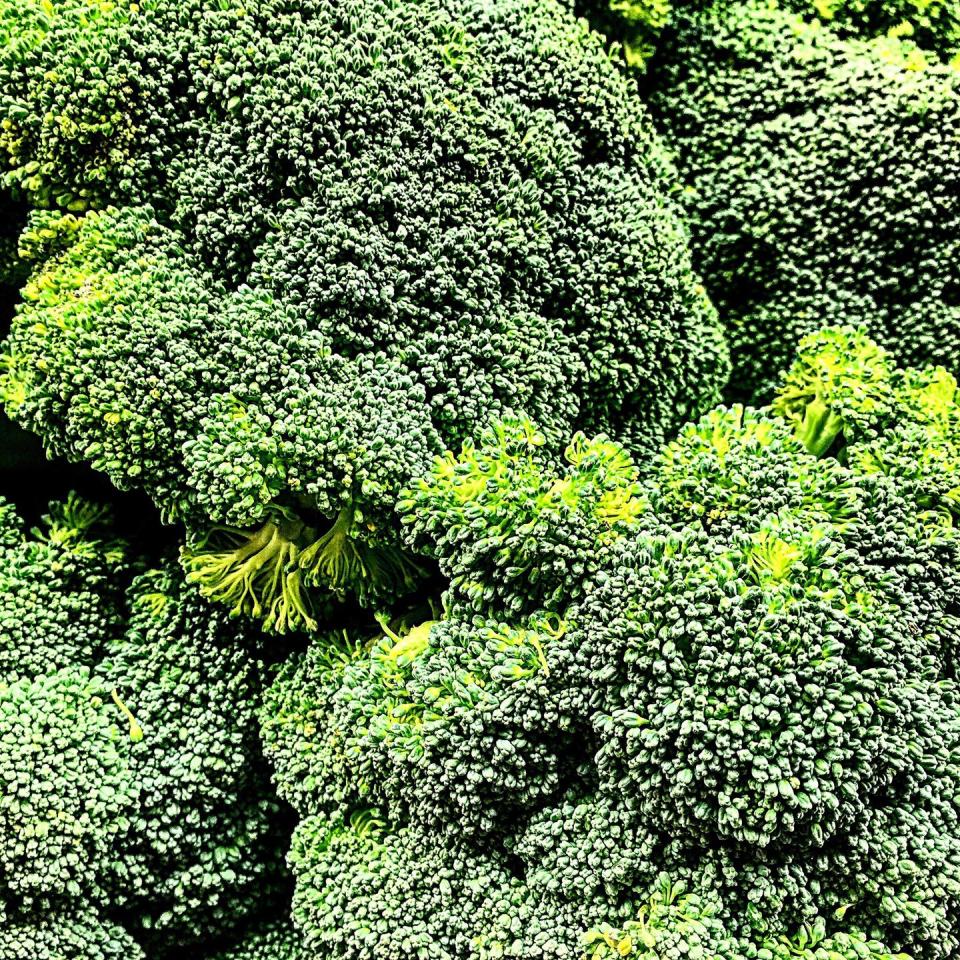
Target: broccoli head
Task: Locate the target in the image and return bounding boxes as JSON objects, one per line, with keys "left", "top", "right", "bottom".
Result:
{"left": 0, "top": 909, "right": 145, "bottom": 960}
{"left": 649, "top": 0, "right": 960, "bottom": 400}
{"left": 0, "top": 0, "right": 728, "bottom": 627}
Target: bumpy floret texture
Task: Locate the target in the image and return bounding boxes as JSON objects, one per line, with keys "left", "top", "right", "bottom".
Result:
{"left": 650, "top": 0, "right": 960, "bottom": 400}
{"left": 0, "top": 0, "right": 728, "bottom": 627}
{"left": 289, "top": 811, "right": 526, "bottom": 960}
{"left": 210, "top": 922, "right": 306, "bottom": 960}
{"left": 0, "top": 909, "right": 145, "bottom": 960}
{"left": 0, "top": 492, "right": 129, "bottom": 677}
{"left": 782, "top": 0, "right": 960, "bottom": 61}
{"left": 775, "top": 326, "right": 960, "bottom": 515}
{"left": 400, "top": 417, "right": 650, "bottom": 617}
{"left": 0, "top": 667, "right": 136, "bottom": 911}
{"left": 263, "top": 613, "right": 578, "bottom": 836}
{"left": 577, "top": 0, "right": 960, "bottom": 65}
{"left": 0, "top": 492, "right": 292, "bottom": 957}
{"left": 102, "top": 562, "right": 286, "bottom": 955}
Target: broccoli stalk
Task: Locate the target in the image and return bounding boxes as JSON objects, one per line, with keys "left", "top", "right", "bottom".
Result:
{"left": 297, "top": 505, "right": 426, "bottom": 608}
{"left": 181, "top": 510, "right": 316, "bottom": 634}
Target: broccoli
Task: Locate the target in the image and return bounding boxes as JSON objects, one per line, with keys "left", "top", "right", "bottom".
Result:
{"left": 576, "top": 0, "right": 960, "bottom": 65}
{"left": 0, "top": 0, "right": 728, "bottom": 627}
{"left": 266, "top": 327, "right": 960, "bottom": 959}
{"left": 288, "top": 810, "right": 526, "bottom": 959}
{"left": 0, "top": 492, "right": 292, "bottom": 957}
{"left": 648, "top": 0, "right": 960, "bottom": 400}
{"left": 783, "top": 0, "right": 960, "bottom": 60}
{"left": 0, "top": 909, "right": 145, "bottom": 960}
{"left": 399, "top": 417, "right": 650, "bottom": 617}
{"left": 0, "top": 667, "right": 138, "bottom": 912}
{"left": 101, "top": 562, "right": 290, "bottom": 955}
{"left": 263, "top": 612, "right": 579, "bottom": 836}
{"left": 0, "top": 491, "right": 129, "bottom": 677}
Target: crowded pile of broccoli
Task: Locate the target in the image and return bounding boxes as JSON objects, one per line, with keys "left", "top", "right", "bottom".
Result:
{"left": 0, "top": 0, "right": 958, "bottom": 957}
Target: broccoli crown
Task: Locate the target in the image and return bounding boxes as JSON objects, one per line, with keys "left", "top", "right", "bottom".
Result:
{"left": 271, "top": 327, "right": 960, "bottom": 959}
{"left": 399, "top": 418, "right": 651, "bottom": 617}
{"left": 0, "top": 909, "right": 146, "bottom": 960}
{"left": 0, "top": 0, "right": 728, "bottom": 625}
{"left": 101, "top": 562, "right": 287, "bottom": 955}
{"left": 576, "top": 0, "right": 960, "bottom": 66}
{"left": 782, "top": 0, "right": 960, "bottom": 61}
{"left": 0, "top": 666, "right": 137, "bottom": 912}
{"left": 649, "top": 0, "right": 960, "bottom": 401}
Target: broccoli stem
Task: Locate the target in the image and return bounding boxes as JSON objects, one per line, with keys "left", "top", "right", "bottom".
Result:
{"left": 298, "top": 505, "right": 425, "bottom": 605}
{"left": 182, "top": 515, "right": 318, "bottom": 634}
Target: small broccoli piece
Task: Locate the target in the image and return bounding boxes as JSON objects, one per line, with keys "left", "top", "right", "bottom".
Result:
{"left": 0, "top": 492, "right": 130, "bottom": 677}
{"left": 400, "top": 418, "right": 649, "bottom": 617}
{"left": 0, "top": 192, "right": 28, "bottom": 290}
{"left": 0, "top": 0, "right": 139, "bottom": 211}
{"left": 650, "top": 0, "right": 960, "bottom": 400}
{"left": 101, "top": 562, "right": 287, "bottom": 955}
{"left": 289, "top": 810, "right": 521, "bottom": 960}
{"left": 0, "top": 206, "right": 227, "bottom": 517}
{"left": 0, "top": 908, "right": 145, "bottom": 960}
{"left": 0, "top": 667, "right": 137, "bottom": 912}
{"left": 773, "top": 326, "right": 960, "bottom": 526}
{"left": 263, "top": 612, "right": 575, "bottom": 835}
{"left": 260, "top": 629, "right": 375, "bottom": 817}
{"left": 653, "top": 404, "right": 859, "bottom": 533}
{"left": 0, "top": 493, "right": 21, "bottom": 546}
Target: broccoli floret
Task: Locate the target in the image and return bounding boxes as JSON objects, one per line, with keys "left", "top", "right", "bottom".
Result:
{"left": 262, "top": 612, "right": 576, "bottom": 835}
{"left": 0, "top": 494, "right": 21, "bottom": 546}
{"left": 0, "top": 192, "right": 28, "bottom": 290}
{"left": 782, "top": 0, "right": 960, "bottom": 61}
{"left": 289, "top": 809, "right": 522, "bottom": 960}
{"left": 0, "top": 492, "right": 129, "bottom": 677}
{"left": 0, "top": 667, "right": 137, "bottom": 912}
{"left": 400, "top": 417, "right": 650, "bottom": 617}
{"left": 101, "top": 562, "right": 288, "bottom": 955}
{"left": 649, "top": 0, "right": 960, "bottom": 400}
{"left": 0, "top": 492, "right": 291, "bottom": 956}
{"left": 259, "top": 629, "right": 375, "bottom": 817}
{"left": 774, "top": 326, "right": 960, "bottom": 506}
{"left": 579, "top": 0, "right": 960, "bottom": 66}
{"left": 0, "top": 909, "right": 145, "bottom": 960}
{"left": 0, "top": 0, "right": 728, "bottom": 625}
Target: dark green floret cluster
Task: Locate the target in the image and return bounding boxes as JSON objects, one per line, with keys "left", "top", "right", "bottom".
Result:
{"left": 0, "top": 0, "right": 728, "bottom": 631}
{"left": 251, "top": 327, "right": 960, "bottom": 959}
{"left": 646, "top": 0, "right": 960, "bottom": 400}
{"left": 1, "top": 0, "right": 959, "bottom": 956}
{"left": 0, "top": 493, "right": 291, "bottom": 958}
